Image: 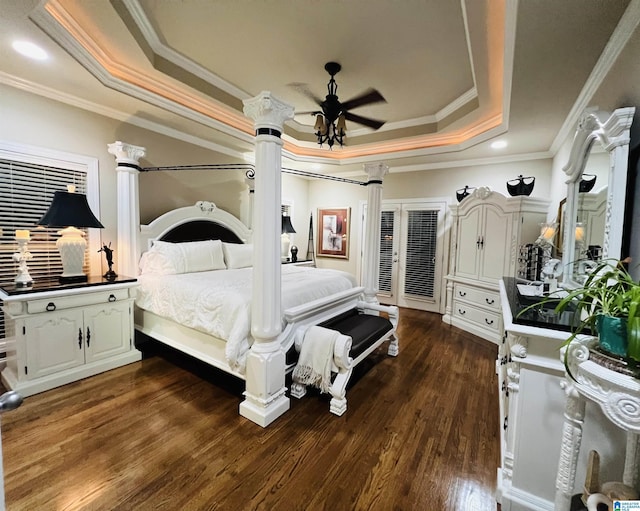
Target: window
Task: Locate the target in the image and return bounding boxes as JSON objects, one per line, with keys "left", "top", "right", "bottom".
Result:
{"left": 0, "top": 141, "right": 101, "bottom": 340}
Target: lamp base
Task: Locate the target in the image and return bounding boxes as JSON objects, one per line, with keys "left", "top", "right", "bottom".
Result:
{"left": 59, "top": 274, "right": 88, "bottom": 284}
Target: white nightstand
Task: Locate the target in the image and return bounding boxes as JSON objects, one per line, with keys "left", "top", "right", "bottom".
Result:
{"left": 283, "top": 260, "right": 315, "bottom": 267}
{"left": 0, "top": 276, "right": 141, "bottom": 397}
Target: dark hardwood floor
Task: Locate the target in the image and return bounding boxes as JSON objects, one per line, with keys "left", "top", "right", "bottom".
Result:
{"left": 1, "top": 308, "right": 500, "bottom": 511}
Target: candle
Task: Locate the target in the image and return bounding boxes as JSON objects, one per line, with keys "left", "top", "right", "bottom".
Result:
{"left": 15, "top": 229, "right": 30, "bottom": 240}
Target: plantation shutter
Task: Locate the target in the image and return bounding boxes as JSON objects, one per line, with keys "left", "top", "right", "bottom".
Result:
{"left": 0, "top": 158, "right": 89, "bottom": 338}
{"left": 378, "top": 210, "right": 395, "bottom": 293}
{"left": 403, "top": 209, "right": 438, "bottom": 299}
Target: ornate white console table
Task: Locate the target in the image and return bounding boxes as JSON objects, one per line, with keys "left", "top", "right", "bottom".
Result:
{"left": 555, "top": 339, "right": 640, "bottom": 511}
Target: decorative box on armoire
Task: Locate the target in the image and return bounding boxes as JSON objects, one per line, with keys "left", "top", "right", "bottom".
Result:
{"left": 442, "top": 187, "right": 549, "bottom": 344}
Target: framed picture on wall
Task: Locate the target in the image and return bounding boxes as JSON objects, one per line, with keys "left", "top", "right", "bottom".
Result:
{"left": 317, "top": 207, "right": 350, "bottom": 259}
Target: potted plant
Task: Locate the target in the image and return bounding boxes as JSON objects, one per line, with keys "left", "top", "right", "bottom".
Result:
{"left": 553, "top": 258, "right": 640, "bottom": 366}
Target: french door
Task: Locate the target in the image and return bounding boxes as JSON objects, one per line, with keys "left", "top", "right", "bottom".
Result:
{"left": 365, "top": 201, "right": 447, "bottom": 313}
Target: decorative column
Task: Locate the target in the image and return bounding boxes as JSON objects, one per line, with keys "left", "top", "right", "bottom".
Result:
{"left": 362, "top": 162, "right": 388, "bottom": 305}
{"left": 240, "top": 91, "right": 294, "bottom": 427}
{"left": 108, "top": 141, "right": 146, "bottom": 278}
{"left": 554, "top": 381, "right": 586, "bottom": 511}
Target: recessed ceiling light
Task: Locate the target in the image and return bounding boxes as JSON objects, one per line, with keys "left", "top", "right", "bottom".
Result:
{"left": 490, "top": 140, "right": 508, "bottom": 149}
{"left": 12, "top": 40, "right": 48, "bottom": 61}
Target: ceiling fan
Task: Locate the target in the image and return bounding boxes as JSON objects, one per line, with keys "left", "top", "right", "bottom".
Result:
{"left": 295, "top": 62, "right": 387, "bottom": 148}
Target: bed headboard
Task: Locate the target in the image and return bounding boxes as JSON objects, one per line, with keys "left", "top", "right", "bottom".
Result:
{"left": 139, "top": 201, "right": 252, "bottom": 254}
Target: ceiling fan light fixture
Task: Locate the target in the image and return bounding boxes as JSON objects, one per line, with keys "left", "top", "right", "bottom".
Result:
{"left": 298, "top": 61, "right": 385, "bottom": 149}
{"left": 336, "top": 114, "right": 346, "bottom": 136}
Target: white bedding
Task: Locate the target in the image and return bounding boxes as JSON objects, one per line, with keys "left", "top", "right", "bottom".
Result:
{"left": 135, "top": 265, "right": 358, "bottom": 372}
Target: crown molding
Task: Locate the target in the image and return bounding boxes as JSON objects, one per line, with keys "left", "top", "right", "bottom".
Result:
{"left": 31, "top": 1, "right": 255, "bottom": 140}
{"left": 121, "top": 0, "right": 250, "bottom": 101}
{"left": 24, "top": 0, "right": 510, "bottom": 164}
{"left": 0, "top": 72, "right": 247, "bottom": 160}
{"left": 550, "top": 0, "right": 640, "bottom": 155}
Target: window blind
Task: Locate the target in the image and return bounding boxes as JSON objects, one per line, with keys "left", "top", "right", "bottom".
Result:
{"left": 0, "top": 158, "right": 89, "bottom": 338}
{"left": 378, "top": 210, "right": 395, "bottom": 293}
{"left": 404, "top": 209, "right": 438, "bottom": 299}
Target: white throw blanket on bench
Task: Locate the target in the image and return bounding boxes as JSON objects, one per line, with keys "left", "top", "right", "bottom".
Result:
{"left": 292, "top": 326, "right": 341, "bottom": 393}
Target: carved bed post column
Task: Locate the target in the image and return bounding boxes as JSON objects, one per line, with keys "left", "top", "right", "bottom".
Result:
{"left": 241, "top": 91, "right": 294, "bottom": 427}
{"left": 107, "top": 141, "right": 146, "bottom": 278}
{"left": 362, "top": 162, "right": 388, "bottom": 305}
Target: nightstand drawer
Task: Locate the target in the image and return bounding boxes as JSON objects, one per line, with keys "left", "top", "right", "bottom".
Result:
{"left": 27, "top": 288, "right": 130, "bottom": 314}
{"left": 453, "top": 300, "right": 502, "bottom": 332}
{"left": 454, "top": 284, "right": 500, "bottom": 310}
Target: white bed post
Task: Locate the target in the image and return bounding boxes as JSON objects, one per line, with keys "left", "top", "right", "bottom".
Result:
{"left": 240, "top": 91, "right": 294, "bottom": 427}
{"left": 362, "top": 162, "right": 388, "bottom": 305}
{"left": 108, "top": 141, "right": 146, "bottom": 278}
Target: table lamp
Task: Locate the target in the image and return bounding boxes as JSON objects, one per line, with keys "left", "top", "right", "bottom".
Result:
{"left": 37, "top": 185, "right": 104, "bottom": 282}
{"left": 281, "top": 215, "right": 296, "bottom": 262}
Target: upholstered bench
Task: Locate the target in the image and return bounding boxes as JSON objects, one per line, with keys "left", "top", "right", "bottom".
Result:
{"left": 290, "top": 301, "right": 399, "bottom": 415}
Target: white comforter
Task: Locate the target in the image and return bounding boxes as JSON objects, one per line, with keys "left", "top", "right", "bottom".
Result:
{"left": 135, "top": 265, "right": 357, "bottom": 372}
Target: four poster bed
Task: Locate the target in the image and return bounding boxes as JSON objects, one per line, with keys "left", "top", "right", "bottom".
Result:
{"left": 132, "top": 201, "right": 399, "bottom": 415}
{"left": 108, "top": 91, "right": 399, "bottom": 426}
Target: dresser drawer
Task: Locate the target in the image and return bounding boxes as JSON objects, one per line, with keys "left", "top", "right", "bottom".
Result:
{"left": 453, "top": 283, "right": 500, "bottom": 311}
{"left": 453, "top": 300, "right": 502, "bottom": 333}
{"left": 27, "top": 288, "right": 131, "bottom": 314}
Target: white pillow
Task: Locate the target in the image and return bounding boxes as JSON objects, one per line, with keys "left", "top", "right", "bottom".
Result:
{"left": 140, "top": 239, "right": 226, "bottom": 275}
{"left": 222, "top": 242, "right": 253, "bottom": 269}
{"left": 139, "top": 249, "right": 177, "bottom": 275}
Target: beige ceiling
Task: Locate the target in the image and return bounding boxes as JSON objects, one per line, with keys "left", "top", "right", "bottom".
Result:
{"left": 0, "top": 0, "right": 637, "bottom": 174}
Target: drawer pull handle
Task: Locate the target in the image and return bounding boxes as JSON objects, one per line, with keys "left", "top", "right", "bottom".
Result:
{"left": 108, "top": 294, "right": 116, "bottom": 303}
{"left": 458, "top": 291, "right": 466, "bottom": 297}
{"left": 485, "top": 318, "right": 494, "bottom": 325}
{"left": 503, "top": 416, "right": 508, "bottom": 431}
{"left": 78, "top": 328, "right": 82, "bottom": 349}
{"left": 86, "top": 327, "right": 91, "bottom": 347}
{"left": 458, "top": 308, "right": 466, "bottom": 315}
{"left": 46, "top": 302, "right": 56, "bottom": 312}
{"left": 486, "top": 298, "right": 495, "bottom": 305}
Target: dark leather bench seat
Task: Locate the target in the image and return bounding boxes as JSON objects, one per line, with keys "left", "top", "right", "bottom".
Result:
{"left": 319, "top": 309, "right": 393, "bottom": 359}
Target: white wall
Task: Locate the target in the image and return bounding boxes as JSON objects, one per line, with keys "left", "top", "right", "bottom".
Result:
{"left": 0, "top": 84, "right": 309, "bottom": 266}
{"left": 305, "top": 158, "right": 554, "bottom": 276}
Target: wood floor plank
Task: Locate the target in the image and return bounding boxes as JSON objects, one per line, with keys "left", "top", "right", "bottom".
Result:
{"left": 1, "top": 308, "right": 499, "bottom": 510}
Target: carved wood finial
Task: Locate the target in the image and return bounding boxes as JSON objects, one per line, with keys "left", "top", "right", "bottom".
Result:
{"left": 582, "top": 449, "right": 601, "bottom": 505}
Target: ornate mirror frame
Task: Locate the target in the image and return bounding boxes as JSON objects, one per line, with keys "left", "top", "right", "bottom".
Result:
{"left": 561, "top": 106, "right": 635, "bottom": 285}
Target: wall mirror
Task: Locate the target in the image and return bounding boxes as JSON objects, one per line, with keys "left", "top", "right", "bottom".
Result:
{"left": 560, "top": 106, "right": 635, "bottom": 286}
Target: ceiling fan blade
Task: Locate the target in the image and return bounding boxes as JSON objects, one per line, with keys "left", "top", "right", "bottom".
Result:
{"left": 287, "top": 82, "right": 323, "bottom": 106}
{"left": 340, "top": 88, "right": 386, "bottom": 111}
{"left": 296, "top": 110, "right": 322, "bottom": 116}
{"left": 344, "top": 112, "right": 386, "bottom": 130}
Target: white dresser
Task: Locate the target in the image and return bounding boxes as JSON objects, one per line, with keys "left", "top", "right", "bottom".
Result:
{"left": 497, "top": 278, "right": 626, "bottom": 511}
{"left": 0, "top": 276, "right": 141, "bottom": 397}
{"left": 443, "top": 187, "right": 548, "bottom": 343}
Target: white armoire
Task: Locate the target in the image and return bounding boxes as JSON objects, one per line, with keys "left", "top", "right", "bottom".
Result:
{"left": 442, "top": 187, "right": 549, "bottom": 343}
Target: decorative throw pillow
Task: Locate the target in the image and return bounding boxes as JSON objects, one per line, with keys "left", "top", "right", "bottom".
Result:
{"left": 139, "top": 239, "right": 227, "bottom": 274}
{"left": 222, "top": 242, "right": 253, "bottom": 269}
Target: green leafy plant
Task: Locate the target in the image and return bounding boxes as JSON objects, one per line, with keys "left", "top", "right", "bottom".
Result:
{"left": 553, "top": 258, "right": 640, "bottom": 362}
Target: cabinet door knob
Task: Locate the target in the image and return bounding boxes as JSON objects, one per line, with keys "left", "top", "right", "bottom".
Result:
{"left": 78, "top": 328, "right": 82, "bottom": 349}
{"left": 108, "top": 294, "right": 116, "bottom": 302}
{"left": 86, "top": 327, "right": 91, "bottom": 347}
{"left": 46, "top": 302, "right": 56, "bottom": 312}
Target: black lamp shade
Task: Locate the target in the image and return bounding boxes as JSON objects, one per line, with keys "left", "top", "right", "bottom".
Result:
{"left": 282, "top": 215, "right": 296, "bottom": 234}
{"left": 37, "top": 191, "right": 104, "bottom": 229}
